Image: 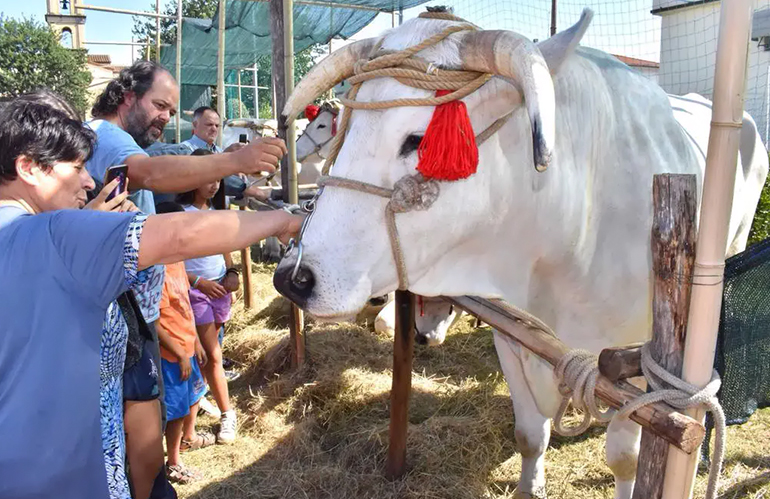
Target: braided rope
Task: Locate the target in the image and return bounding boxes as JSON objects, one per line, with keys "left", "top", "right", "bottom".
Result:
{"left": 322, "top": 20, "right": 503, "bottom": 176}
{"left": 481, "top": 299, "right": 725, "bottom": 498}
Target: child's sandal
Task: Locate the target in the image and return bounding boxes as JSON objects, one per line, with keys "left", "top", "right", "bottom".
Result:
{"left": 180, "top": 432, "right": 216, "bottom": 452}
{"left": 166, "top": 463, "right": 202, "bottom": 484}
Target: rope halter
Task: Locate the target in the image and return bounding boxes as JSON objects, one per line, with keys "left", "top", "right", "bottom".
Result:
{"left": 287, "top": 13, "right": 513, "bottom": 290}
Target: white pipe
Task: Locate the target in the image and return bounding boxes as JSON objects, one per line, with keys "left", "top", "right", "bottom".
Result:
{"left": 237, "top": 70, "right": 243, "bottom": 118}
{"left": 155, "top": 0, "right": 161, "bottom": 64}
{"left": 254, "top": 63, "right": 259, "bottom": 119}
{"left": 84, "top": 40, "right": 170, "bottom": 47}
{"left": 661, "top": 1, "right": 753, "bottom": 498}
{"left": 217, "top": 0, "right": 226, "bottom": 147}
{"left": 79, "top": 4, "right": 174, "bottom": 19}
{"left": 765, "top": 65, "right": 769, "bottom": 146}
{"left": 175, "top": 0, "right": 182, "bottom": 143}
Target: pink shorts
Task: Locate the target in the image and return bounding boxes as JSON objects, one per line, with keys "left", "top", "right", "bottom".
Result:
{"left": 189, "top": 288, "right": 232, "bottom": 325}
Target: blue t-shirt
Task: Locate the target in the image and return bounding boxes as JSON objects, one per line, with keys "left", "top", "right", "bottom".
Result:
{"left": 86, "top": 119, "right": 154, "bottom": 214}
{"left": 0, "top": 207, "right": 144, "bottom": 499}
{"left": 86, "top": 119, "right": 164, "bottom": 322}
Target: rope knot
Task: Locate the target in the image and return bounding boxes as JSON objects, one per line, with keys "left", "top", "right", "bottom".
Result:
{"left": 388, "top": 174, "right": 440, "bottom": 213}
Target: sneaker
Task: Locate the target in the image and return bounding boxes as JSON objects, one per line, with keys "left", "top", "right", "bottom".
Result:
{"left": 218, "top": 410, "right": 237, "bottom": 444}
{"left": 198, "top": 397, "right": 221, "bottom": 418}
{"left": 222, "top": 357, "right": 236, "bottom": 370}
{"left": 224, "top": 369, "right": 241, "bottom": 382}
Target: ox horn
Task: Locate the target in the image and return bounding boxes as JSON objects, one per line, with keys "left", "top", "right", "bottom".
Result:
{"left": 282, "top": 38, "right": 380, "bottom": 122}
{"left": 458, "top": 30, "right": 556, "bottom": 172}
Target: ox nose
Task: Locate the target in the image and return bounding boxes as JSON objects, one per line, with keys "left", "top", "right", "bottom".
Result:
{"left": 273, "top": 262, "right": 315, "bottom": 308}
{"left": 414, "top": 332, "right": 429, "bottom": 345}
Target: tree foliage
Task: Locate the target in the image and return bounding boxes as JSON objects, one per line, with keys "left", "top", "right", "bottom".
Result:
{"left": 748, "top": 167, "right": 770, "bottom": 246}
{"left": 0, "top": 17, "right": 91, "bottom": 114}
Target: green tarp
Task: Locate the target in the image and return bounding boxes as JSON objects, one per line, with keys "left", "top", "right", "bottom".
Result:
{"left": 161, "top": 0, "right": 430, "bottom": 86}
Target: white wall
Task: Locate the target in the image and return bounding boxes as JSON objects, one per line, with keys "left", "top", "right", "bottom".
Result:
{"left": 657, "top": 1, "right": 770, "bottom": 144}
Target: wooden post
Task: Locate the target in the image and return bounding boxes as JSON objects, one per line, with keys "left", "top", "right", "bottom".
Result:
{"left": 237, "top": 205, "right": 254, "bottom": 310}
{"left": 632, "top": 176, "right": 698, "bottom": 497}
{"left": 269, "top": 0, "right": 289, "bottom": 202}
{"left": 270, "top": 0, "right": 305, "bottom": 367}
{"left": 174, "top": 0, "right": 182, "bottom": 143}
{"left": 550, "top": 0, "right": 557, "bottom": 36}
{"left": 599, "top": 345, "right": 643, "bottom": 382}
{"left": 155, "top": 0, "right": 160, "bottom": 64}
{"left": 387, "top": 290, "right": 415, "bottom": 479}
{"left": 216, "top": 0, "right": 226, "bottom": 147}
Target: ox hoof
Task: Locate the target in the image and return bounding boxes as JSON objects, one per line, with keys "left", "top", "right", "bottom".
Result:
{"left": 513, "top": 486, "right": 547, "bottom": 499}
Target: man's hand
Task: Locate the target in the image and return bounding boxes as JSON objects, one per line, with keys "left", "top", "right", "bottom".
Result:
{"left": 232, "top": 137, "right": 288, "bottom": 177}
{"left": 178, "top": 355, "right": 192, "bottom": 381}
{"left": 196, "top": 278, "right": 227, "bottom": 299}
{"left": 242, "top": 184, "right": 271, "bottom": 202}
{"left": 223, "top": 142, "right": 246, "bottom": 153}
{"left": 276, "top": 211, "right": 305, "bottom": 245}
{"left": 222, "top": 273, "right": 240, "bottom": 292}
{"left": 195, "top": 339, "right": 208, "bottom": 368}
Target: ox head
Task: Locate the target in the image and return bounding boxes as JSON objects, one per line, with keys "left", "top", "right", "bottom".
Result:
{"left": 296, "top": 100, "right": 342, "bottom": 163}
{"left": 275, "top": 11, "right": 593, "bottom": 319}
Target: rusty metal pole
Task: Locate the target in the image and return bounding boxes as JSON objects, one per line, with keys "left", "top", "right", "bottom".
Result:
{"left": 386, "top": 290, "right": 415, "bottom": 479}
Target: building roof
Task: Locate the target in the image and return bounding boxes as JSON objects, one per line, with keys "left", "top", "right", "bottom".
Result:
{"left": 753, "top": 7, "right": 770, "bottom": 39}
{"left": 612, "top": 54, "right": 660, "bottom": 69}
{"left": 651, "top": 0, "right": 718, "bottom": 16}
{"left": 87, "top": 54, "right": 111, "bottom": 65}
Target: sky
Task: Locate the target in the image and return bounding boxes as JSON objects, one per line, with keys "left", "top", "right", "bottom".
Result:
{"left": 0, "top": 0, "right": 661, "bottom": 66}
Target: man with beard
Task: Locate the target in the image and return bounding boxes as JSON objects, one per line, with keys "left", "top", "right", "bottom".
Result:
{"left": 86, "top": 60, "right": 286, "bottom": 498}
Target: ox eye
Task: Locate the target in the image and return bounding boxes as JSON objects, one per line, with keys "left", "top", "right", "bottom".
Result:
{"left": 317, "top": 124, "right": 326, "bottom": 129}
{"left": 399, "top": 134, "right": 423, "bottom": 157}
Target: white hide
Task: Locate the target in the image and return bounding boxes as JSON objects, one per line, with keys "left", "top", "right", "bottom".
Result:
{"left": 373, "top": 295, "right": 461, "bottom": 345}
{"left": 274, "top": 14, "right": 769, "bottom": 499}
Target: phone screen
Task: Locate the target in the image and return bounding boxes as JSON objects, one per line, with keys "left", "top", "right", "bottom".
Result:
{"left": 105, "top": 165, "right": 128, "bottom": 202}
{"left": 239, "top": 133, "right": 248, "bottom": 144}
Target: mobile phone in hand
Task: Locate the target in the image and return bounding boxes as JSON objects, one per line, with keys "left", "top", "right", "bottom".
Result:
{"left": 104, "top": 164, "right": 128, "bottom": 202}
{"left": 239, "top": 133, "right": 248, "bottom": 144}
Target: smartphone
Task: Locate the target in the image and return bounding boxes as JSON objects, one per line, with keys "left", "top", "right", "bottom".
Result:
{"left": 239, "top": 133, "right": 249, "bottom": 144}
{"left": 104, "top": 164, "right": 128, "bottom": 202}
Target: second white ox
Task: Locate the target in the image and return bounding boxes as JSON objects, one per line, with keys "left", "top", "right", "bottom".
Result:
{"left": 274, "top": 10, "right": 769, "bottom": 499}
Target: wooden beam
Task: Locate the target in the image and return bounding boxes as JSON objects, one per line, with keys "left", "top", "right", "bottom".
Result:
{"left": 270, "top": 0, "right": 304, "bottom": 367}
{"left": 633, "top": 174, "right": 697, "bottom": 498}
{"left": 238, "top": 206, "right": 254, "bottom": 310}
{"left": 175, "top": 0, "right": 182, "bottom": 143}
{"left": 269, "top": 0, "right": 289, "bottom": 202}
{"left": 387, "top": 290, "right": 415, "bottom": 479}
{"left": 216, "top": 0, "right": 226, "bottom": 147}
{"left": 446, "top": 296, "right": 705, "bottom": 454}
{"left": 599, "top": 345, "right": 643, "bottom": 382}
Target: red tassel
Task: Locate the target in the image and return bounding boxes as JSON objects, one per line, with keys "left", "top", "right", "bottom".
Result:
{"left": 305, "top": 104, "right": 321, "bottom": 122}
{"left": 417, "top": 90, "right": 478, "bottom": 181}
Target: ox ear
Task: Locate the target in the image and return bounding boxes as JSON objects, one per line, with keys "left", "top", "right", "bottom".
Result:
{"left": 537, "top": 8, "right": 593, "bottom": 74}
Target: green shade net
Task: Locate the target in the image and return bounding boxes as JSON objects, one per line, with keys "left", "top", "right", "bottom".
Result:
{"left": 701, "top": 238, "right": 770, "bottom": 462}
{"left": 161, "top": 0, "right": 430, "bottom": 86}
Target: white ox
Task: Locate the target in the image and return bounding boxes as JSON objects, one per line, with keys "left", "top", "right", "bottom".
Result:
{"left": 273, "top": 10, "right": 769, "bottom": 499}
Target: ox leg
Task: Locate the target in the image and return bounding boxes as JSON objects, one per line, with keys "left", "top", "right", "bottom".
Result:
{"left": 493, "top": 332, "right": 549, "bottom": 499}
{"left": 605, "top": 416, "right": 641, "bottom": 499}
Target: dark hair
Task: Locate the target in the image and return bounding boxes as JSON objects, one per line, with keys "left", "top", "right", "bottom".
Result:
{"left": 192, "top": 106, "right": 218, "bottom": 122}
{"left": 176, "top": 148, "right": 215, "bottom": 205}
{"left": 0, "top": 100, "right": 96, "bottom": 185}
{"left": 14, "top": 89, "right": 82, "bottom": 121}
{"left": 91, "top": 60, "right": 167, "bottom": 118}
{"left": 155, "top": 201, "right": 186, "bottom": 214}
